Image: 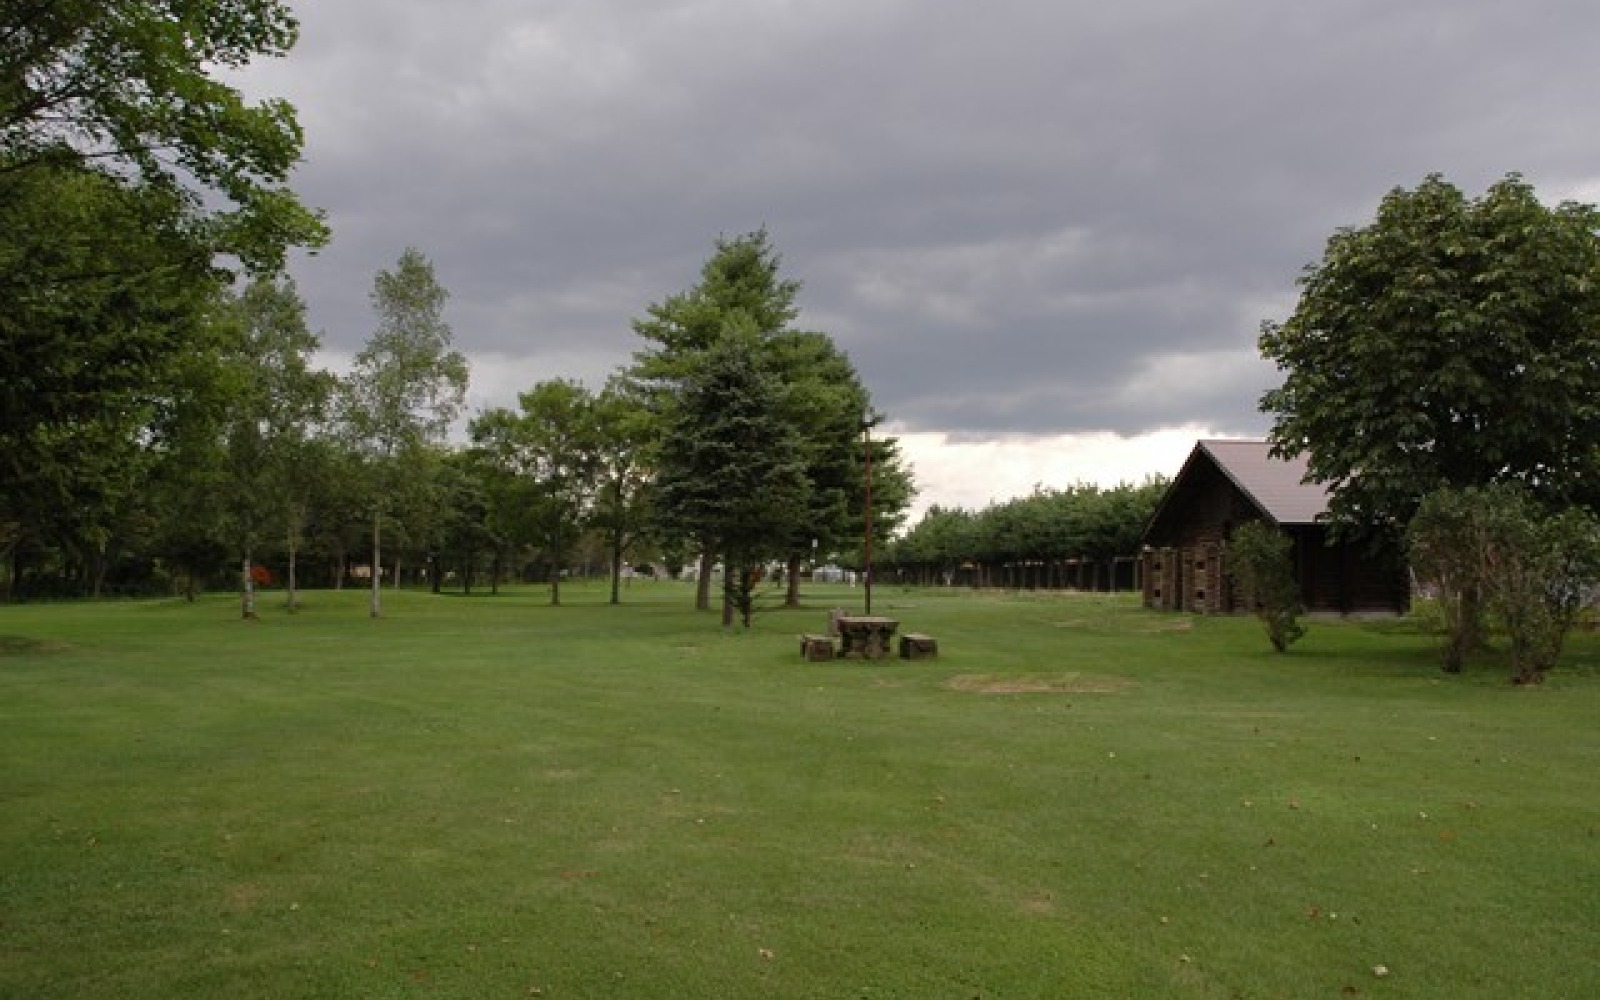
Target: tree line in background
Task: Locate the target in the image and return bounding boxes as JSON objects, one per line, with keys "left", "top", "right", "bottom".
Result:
{"left": 881, "top": 481, "right": 1167, "bottom": 591}
{"left": 2, "top": 227, "right": 926, "bottom": 621}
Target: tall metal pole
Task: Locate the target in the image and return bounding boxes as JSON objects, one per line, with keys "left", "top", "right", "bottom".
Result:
{"left": 863, "top": 422, "right": 873, "bottom": 615}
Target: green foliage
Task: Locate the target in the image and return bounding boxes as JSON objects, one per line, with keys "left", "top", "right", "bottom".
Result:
{"left": 341, "top": 248, "right": 469, "bottom": 617}
{"left": 1226, "top": 520, "right": 1306, "bottom": 652}
{"left": 218, "top": 276, "right": 334, "bottom": 614}
{"left": 1260, "top": 174, "right": 1600, "bottom": 534}
{"left": 1410, "top": 484, "right": 1600, "bottom": 683}
{"left": 0, "top": 0, "right": 328, "bottom": 270}
{"left": 1407, "top": 486, "right": 1496, "bottom": 672}
{"left": 588, "top": 381, "right": 655, "bottom": 604}
{"left": 630, "top": 227, "right": 800, "bottom": 373}
{"left": 888, "top": 479, "right": 1168, "bottom": 585}
{"left": 469, "top": 380, "right": 603, "bottom": 606}
{"left": 653, "top": 330, "right": 812, "bottom": 626}
{"left": 629, "top": 230, "right": 912, "bottom": 611}
{"left": 343, "top": 248, "right": 468, "bottom": 458}
{"left": 0, "top": 165, "right": 225, "bottom": 595}
{"left": 1, "top": 0, "right": 325, "bottom": 595}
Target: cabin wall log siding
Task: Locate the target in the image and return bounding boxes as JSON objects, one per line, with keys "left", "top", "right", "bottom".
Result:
{"left": 1140, "top": 441, "right": 1408, "bottom": 616}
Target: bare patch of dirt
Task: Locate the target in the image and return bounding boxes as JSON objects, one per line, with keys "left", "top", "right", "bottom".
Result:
{"left": 944, "top": 674, "right": 1133, "bottom": 695}
{"left": 1019, "top": 890, "right": 1057, "bottom": 916}
{"left": 224, "top": 883, "right": 264, "bottom": 913}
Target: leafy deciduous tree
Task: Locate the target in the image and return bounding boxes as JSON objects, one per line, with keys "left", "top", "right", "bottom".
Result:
{"left": 341, "top": 248, "right": 468, "bottom": 617}
{"left": 470, "top": 380, "right": 600, "bottom": 606}
{"left": 589, "top": 380, "right": 655, "bottom": 605}
{"left": 1, "top": 0, "right": 327, "bottom": 270}
{"left": 1260, "top": 174, "right": 1600, "bottom": 535}
{"left": 221, "top": 275, "right": 333, "bottom": 616}
{"left": 1409, "top": 484, "right": 1600, "bottom": 683}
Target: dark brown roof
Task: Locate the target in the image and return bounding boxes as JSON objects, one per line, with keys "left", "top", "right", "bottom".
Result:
{"left": 1141, "top": 439, "right": 1329, "bottom": 547}
{"left": 1194, "top": 439, "right": 1329, "bottom": 525}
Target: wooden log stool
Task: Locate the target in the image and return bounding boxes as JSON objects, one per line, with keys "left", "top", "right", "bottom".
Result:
{"left": 898, "top": 633, "right": 938, "bottom": 660}
{"left": 800, "top": 634, "right": 836, "bottom": 661}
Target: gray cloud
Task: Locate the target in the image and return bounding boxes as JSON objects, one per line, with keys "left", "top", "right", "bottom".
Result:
{"left": 242, "top": 0, "right": 1600, "bottom": 438}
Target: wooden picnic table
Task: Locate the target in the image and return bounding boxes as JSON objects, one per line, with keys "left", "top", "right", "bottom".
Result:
{"left": 835, "top": 615, "right": 900, "bottom": 659}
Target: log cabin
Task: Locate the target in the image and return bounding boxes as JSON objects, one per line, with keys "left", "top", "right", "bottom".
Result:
{"left": 1139, "top": 440, "right": 1408, "bottom": 615}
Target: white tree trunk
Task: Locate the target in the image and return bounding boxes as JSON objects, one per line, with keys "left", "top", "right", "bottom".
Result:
{"left": 241, "top": 553, "right": 257, "bottom": 619}
{"left": 370, "top": 511, "right": 382, "bottom": 618}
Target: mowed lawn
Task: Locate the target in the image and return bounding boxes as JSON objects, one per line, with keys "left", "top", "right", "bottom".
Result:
{"left": 1, "top": 582, "right": 1597, "bottom": 1000}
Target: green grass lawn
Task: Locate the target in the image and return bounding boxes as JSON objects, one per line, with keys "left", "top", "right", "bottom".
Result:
{"left": 2, "top": 582, "right": 1597, "bottom": 999}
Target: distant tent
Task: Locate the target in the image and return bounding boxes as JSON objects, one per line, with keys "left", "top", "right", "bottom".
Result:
{"left": 1139, "top": 440, "right": 1408, "bottom": 614}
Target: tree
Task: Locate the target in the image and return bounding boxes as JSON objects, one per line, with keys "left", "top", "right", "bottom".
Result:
{"left": 1259, "top": 174, "right": 1600, "bottom": 535}
{"left": 630, "top": 229, "right": 802, "bottom": 610}
{"left": 1, "top": 1, "right": 325, "bottom": 597}
{"left": 219, "top": 275, "right": 334, "bottom": 616}
{"left": 764, "top": 331, "right": 915, "bottom": 606}
{"left": 589, "top": 380, "right": 655, "bottom": 605}
{"left": 1488, "top": 503, "right": 1600, "bottom": 685}
{"left": 1, "top": 0, "right": 327, "bottom": 271}
{"left": 0, "top": 168, "right": 223, "bottom": 598}
{"left": 1226, "top": 521, "right": 1307, "bottom": 653}
{"left": 1406, "top": 487, "right": 1497, "bottom": 672}
{"left": 1409, "top": 485, "right": 1600, "bottom": 683}
{"left": 629, "top": 229, "right": 912, "bottom": 609}
{"left": 433, "top": 450, "right": 497, "bottom": 595}
{"left": 653, "top": 329, "right": 811, "bottom": 627}
{"left": 469, "top": 380, "right": 600, "bottom": 607}
{"left": 341, "top": 248, "right": 469, "bottom": 617}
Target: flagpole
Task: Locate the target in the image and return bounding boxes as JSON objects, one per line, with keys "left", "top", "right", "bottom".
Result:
{"left": 863, "top": 421, "right": 873, "bottom": 616}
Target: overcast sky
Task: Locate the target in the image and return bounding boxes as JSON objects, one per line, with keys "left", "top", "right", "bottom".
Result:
{"left": 235, "top": 0, "right": 1600, "bottom": 517}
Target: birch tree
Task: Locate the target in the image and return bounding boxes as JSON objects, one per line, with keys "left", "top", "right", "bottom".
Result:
{"left": 222, "top": 275, "right": 334, "bottom": 616}
{"left": 342, "top": 248, "right": 468, "bottom": 617}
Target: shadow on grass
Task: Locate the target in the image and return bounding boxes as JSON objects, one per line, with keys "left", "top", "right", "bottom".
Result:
{"left": 0, "top": 635, "right": 68, "bottom": 656}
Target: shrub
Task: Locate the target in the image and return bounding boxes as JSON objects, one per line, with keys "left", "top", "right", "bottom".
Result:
{"left": 1409, "top": 485, "right": 1600, "bottom": 684}
{"left": 1227, "top": 521, "right": 1306, "bottom": 652}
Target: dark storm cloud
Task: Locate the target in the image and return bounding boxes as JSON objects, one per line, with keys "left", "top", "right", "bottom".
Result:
{"left": 242, "top": 0, "right": 1600, "bottom": 435}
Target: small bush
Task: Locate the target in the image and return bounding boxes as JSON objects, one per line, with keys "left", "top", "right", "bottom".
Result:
{"left": 1409, "top": 485, "right": 1600, "bottom": 683}
{"left": 1227, "top": 521, "right": 1306, "bottom": 652}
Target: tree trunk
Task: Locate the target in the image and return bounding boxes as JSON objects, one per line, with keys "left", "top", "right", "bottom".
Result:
{"left": 785, "top": 554, "right": 802, "bottom": 607}
{"left": 285, "top": 530, "right": 300, "bottom": 612}
{"left": 241, "top": 553, "right": 257, "bottom": 619}
{"left": 549, "top": 536, "right": 563, "bottom": 606}
{"left": 609, "top": 529, "right": 624, "bottom": 605}
{"left": 696, "top": 551, "right": 714, "bottom": 611}
{"left": 369, "top": 511, "right": 382, "bottom": 618}
{"left": 89, "top": 542, "right": 106, "bottom": 600}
